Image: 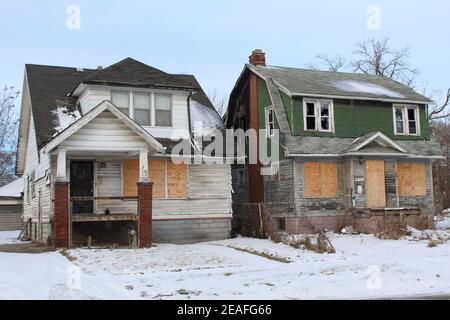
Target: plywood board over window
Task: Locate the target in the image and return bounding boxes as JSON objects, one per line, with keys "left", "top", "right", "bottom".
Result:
{"left": 304, "top": 162, "right": 337, "bottom": 198}
{"left": 397, "top": 162, "right": 426, "bottom": 196}
{"left": 167, "top": 161, "right": 187, "bottom": 198}
{"left": 123, "top": 159, "right": 187, "bottom": 199}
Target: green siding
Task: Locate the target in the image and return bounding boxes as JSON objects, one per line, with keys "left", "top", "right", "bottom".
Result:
{"left": 257, "top": 77, "right": 284, "bottom": 159}
{"left": 289, "top": 96, "right": 430, "bottom": 140}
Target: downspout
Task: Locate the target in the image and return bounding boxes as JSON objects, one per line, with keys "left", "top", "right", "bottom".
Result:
{"left": 186, "top": 90, "right": 194, "bottom": 142}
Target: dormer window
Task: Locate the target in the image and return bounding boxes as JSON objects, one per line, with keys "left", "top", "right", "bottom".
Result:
{"left": 111, "top": 90, "right": 171, "bottom": 127}
{"left": 303, "top": 98, "right": 334, "bottom": 132}
{"left": 393, "top": 104, "right": 420, "bottom": 135}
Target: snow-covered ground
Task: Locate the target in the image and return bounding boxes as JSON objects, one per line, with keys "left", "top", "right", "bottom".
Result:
{"left": 1, "top": 231, "right": 450, "bottom": 300}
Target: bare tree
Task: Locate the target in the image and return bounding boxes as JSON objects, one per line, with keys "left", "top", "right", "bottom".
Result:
{"left": 0, "top": 85, "right": 20, "bottom": 186}
{"left": 308, "top": 54, "right": 346, "bottom": 72}
{"left": 429, "top": 88, "right": 450, "bottom": 121}
{"left": 207, "top": 89, "right": 228, "bottom": 117}
{"left": 431, "top": 121, "right": 450, "bottom": 212}
{"left": 350, "top": 37, "right": 419, "bottom": 88}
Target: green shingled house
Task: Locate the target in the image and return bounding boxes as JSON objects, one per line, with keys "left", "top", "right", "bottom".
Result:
{"left": 226, "top": 49, "right": 443, "bottom": 234}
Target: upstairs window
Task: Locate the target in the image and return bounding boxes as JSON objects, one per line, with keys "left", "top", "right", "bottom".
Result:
{"left": 133, "top": 93, "right": 151, "bottom": 126}
{"left": 265, "top": 107, "right": 275, "bottom": 137}
{"left": 155, "top": 94, "right": 172, "bottom": 127}
{"left": 303, "top": 99, "right": 334, "bottom": 132}
{"left": 111, "top": 91, "right": 130, "bottom": 115}
{"left": 393, "top": 104, "right": 420, "bottom": 135}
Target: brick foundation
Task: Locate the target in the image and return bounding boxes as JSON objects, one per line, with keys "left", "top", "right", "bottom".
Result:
{"left": 138, "top": 182, "right": 153, "bottom": 248}
{"left": 285, "top": 213, "right": 432, "bottom": 234}
{"left": 53, "top": 181, "right": 69, "bottom": 248}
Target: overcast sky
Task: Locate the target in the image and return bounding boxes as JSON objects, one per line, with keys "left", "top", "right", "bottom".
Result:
{"left": 1, "top": 0, "right": 449, "bottom": 105}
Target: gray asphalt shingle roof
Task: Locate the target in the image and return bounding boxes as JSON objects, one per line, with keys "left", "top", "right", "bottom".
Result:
{"left": 25, "top": 59, "right": 213, "bottom": 148}
{"left": 249, "top": 64, "right": 433, "bottom": 103}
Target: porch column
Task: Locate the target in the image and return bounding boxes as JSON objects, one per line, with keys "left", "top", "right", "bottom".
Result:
{"left": 138, "top": 181, "right": 153, "bottom": 248}
{"left": 138, "top": 149, "right": 152, "bottom": 248}
{"left": 54, "top": 149, "right": 69, "bottom": 248}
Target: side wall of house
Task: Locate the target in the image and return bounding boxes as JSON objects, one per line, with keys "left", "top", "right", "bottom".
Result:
{"left": 22, "top": 113, "right": 52, "bottom": 242}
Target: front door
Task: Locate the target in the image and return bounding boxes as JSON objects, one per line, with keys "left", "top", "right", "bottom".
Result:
{"left": 70, "top": 161, "right": 94, "bottom": 214}
{"left": 365, "top": 160, "right": 386, "bottom": 208}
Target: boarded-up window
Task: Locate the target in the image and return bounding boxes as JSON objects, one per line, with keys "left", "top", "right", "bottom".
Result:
{"left": 123, "top": 159, "right": 187, "bottom": 198}
{"left": 167, "top": 161, "right": 187, "bottom": 198}
{"left": 397, "top": 162, "right": 426, "bottom": 196}
{"left": 304, "top": 162, "right": 337, "bottom": 198}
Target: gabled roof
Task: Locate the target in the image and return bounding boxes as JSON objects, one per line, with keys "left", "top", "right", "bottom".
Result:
{"left": 24, "top": 59, "right": 213, "bottom": 148}
{"left": 248, "top": 64, "right": 433, "bottom": 104}
{"left": 41, "top": 100, "right": 164, "bottom": 154}
{"left": 73, "top": 58, "right": 196, "bottom": 93}
{"left": 340, "top": 132, "right": 407, "bottom": 154}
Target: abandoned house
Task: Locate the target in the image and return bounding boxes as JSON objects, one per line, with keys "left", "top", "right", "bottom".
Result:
{"left": 16, "top": 58, "right": 232, "bottom": 247}
{"left": 226, "top": 49, "right": 443, "bottom": 234}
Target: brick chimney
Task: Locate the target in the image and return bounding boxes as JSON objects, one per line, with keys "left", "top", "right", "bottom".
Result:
{"left": 249, "top": 49, "right": 266, "bottom": 66}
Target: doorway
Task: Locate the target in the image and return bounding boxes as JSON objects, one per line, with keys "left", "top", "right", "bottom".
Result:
{"left": 70, "top": 161, "right": 94, "bottom": 214}
{"left": 365, "top": 160, "right": 386, "bottom": 208}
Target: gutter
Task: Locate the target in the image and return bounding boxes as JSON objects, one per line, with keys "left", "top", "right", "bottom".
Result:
{"left": 285, "top": 151, "right": 444, "bottom": 159}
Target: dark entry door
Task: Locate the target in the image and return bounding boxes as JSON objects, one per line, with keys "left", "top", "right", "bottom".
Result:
{"left": 70, "top": 161, "right": 94, "bottom": 214}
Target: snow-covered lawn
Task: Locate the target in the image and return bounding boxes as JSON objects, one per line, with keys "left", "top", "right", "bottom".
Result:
{"left": 1, "top": 231, "right": 450, "bottom": 300}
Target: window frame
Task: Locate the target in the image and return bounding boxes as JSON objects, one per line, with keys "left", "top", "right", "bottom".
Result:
{"left": 303, "top": 98, "right": 334, "bottom": 133}
{"left": 392, "top": 104, "right": 420, "bottom": 136}
{"left": 154, "top": 93, "right": 173, "bottom": 127}
{"left": 265, "top": 106, "right": 275, "bottom": 137}
{"left": 110, "top": 90, "right": 173, "bottom": 128}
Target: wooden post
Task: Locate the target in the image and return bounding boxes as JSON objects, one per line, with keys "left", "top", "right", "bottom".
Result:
{"left": 56, "top": 149, "right": 67, "bottom": 181}
{"left": 139, "top": 149, "right": 149, "bottom": 182}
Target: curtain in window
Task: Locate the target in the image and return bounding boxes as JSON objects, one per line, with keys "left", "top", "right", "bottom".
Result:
{"left": 155, "top": 94, "right": 172, "bottom": 126}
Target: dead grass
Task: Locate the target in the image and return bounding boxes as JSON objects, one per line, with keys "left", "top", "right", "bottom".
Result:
{"left": 228, "top": 246, "right": 291, "bottom": 263}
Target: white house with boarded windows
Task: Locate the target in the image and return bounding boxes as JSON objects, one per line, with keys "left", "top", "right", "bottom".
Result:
{"left": 16, "top": 58, "right": 231, "bottom": 248}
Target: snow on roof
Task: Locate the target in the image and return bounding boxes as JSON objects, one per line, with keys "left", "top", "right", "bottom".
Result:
{"left": 52, "top": 106, "right": 82, "bottom": 135}
{"left": 0, "top": 178, "right": 24, "bottom": 198}
{"left": 190, "top": 101, "right": 224, "bottom": 137}
{"left": 332, "top": 80, "right": 405, "bottom": 99}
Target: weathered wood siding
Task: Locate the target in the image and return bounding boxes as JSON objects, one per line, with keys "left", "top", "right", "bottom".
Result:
{"left": 263, "top": 159, "right": 295, "bottom": 217}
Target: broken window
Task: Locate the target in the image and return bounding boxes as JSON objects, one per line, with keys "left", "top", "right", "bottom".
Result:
{"left": 304, "top": 99, "right": 333, "bottom": 132}
{"left": 265, "top": 107, "right": 275, "bottom": 137}
{"left": 393, "top": 104, "right": 419, "bottom": 135}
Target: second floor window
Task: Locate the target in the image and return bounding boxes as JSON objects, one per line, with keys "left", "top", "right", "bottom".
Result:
{"left": 111, "top": 91, "right": 172, "bottom": 127}
{"left": 155, "top": 94, "right": 172, "bottom": 127}
{"left": 393, "top": 104, "right": 420, "bottom": 135}
{"left": 111, "top": 91, "right": 129, "bottom": 115}
{"left": 133, "top": 93, "right": 151, "bottom": 126}
{"left": 265, "top": 107, "right": 274, "bottom": 137}
{"left": 303, "top": 99, "right": 334, "bottom": 132}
